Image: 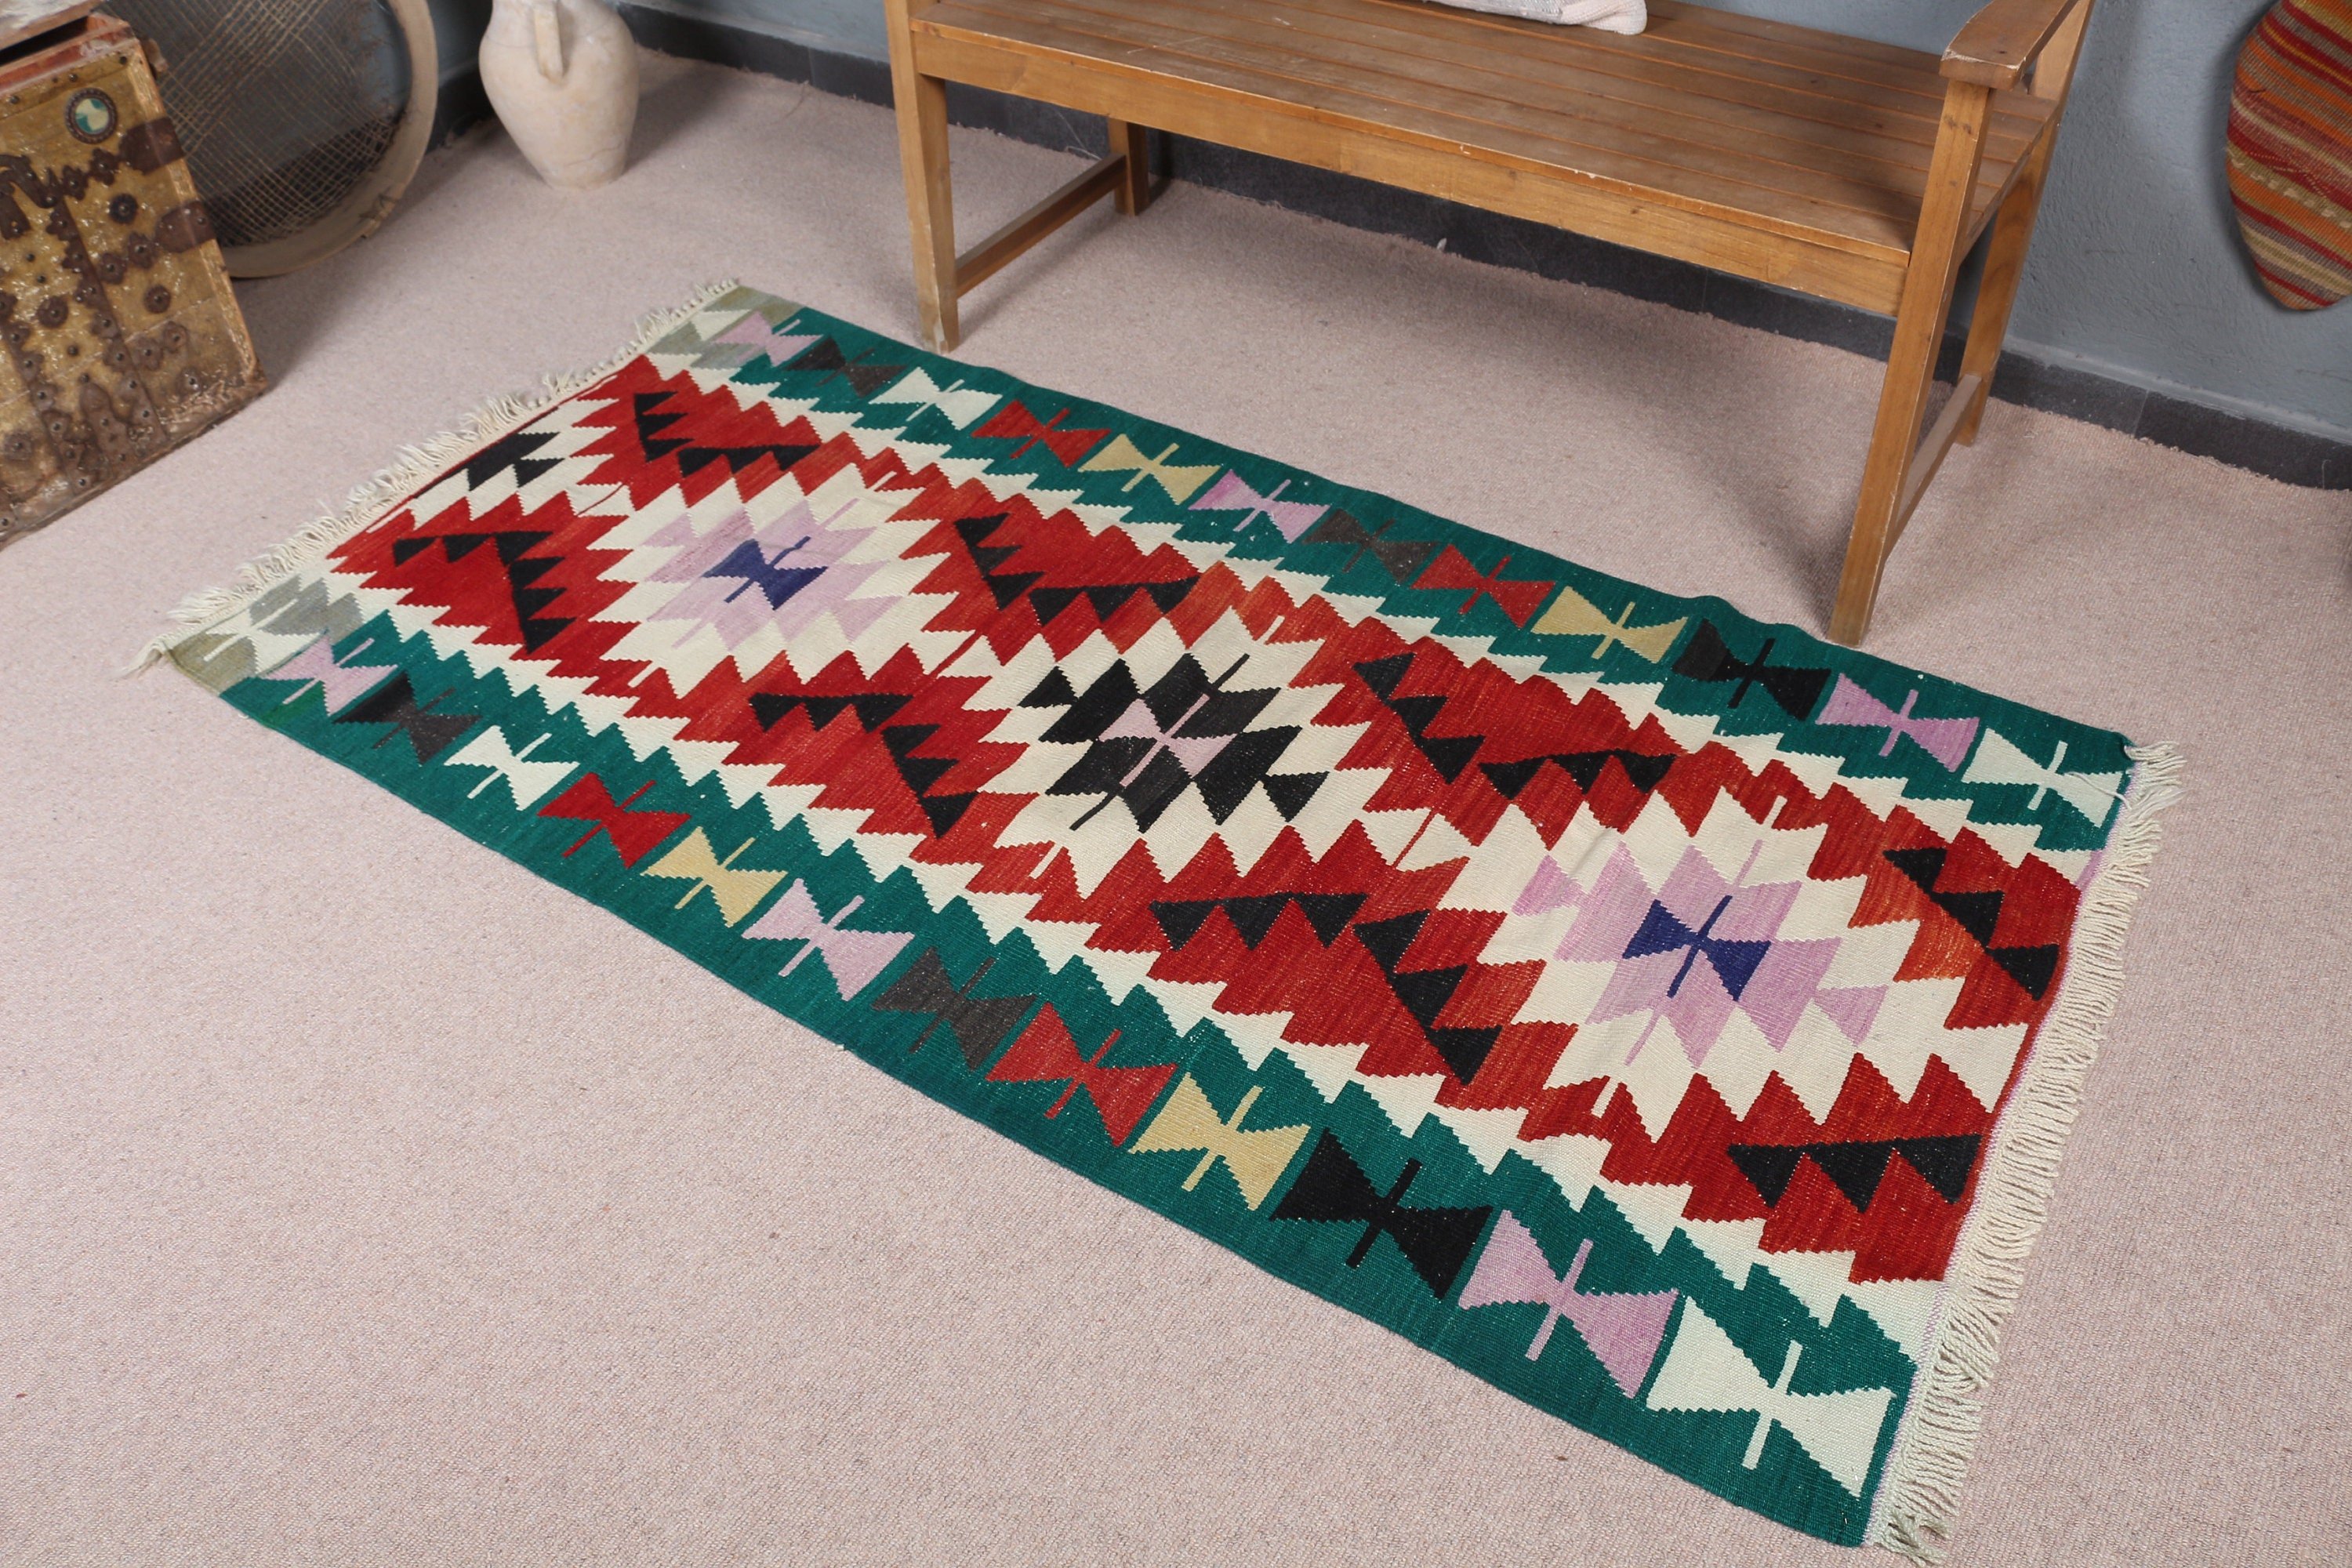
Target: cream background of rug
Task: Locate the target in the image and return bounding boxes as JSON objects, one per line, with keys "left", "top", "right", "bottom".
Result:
{"left": 2, "top": 53, "right": 2345, "bottom": 1568}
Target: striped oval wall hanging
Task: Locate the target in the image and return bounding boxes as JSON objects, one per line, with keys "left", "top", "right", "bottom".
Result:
{"left": 2228, "top": 0, "right": 2352, "bottom": 308}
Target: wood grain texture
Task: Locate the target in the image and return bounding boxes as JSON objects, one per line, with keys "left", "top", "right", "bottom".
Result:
{"left": 1892, "top": 370, "right": 1982, "bottom": 549}
{"left": 933, "top": 1, "right": 1919, "bottom": 243}
{"left": 1944, "top": 0, "right": 2089, "bottom": 89}
{"left": 886, "top": 0, "right": 960, "bottom": 350}
{"left": 914, "top": 24, "right": 1912, "bottom": 308}
{"left": 953, "top": 151, "right": 1124, "bottom": 291}
{"left": 915, "top": 0, "right": 2049, "bottom": 264}
{"left": 1003, "top": 0, "right": 2022, "bottom": 199}
{"left": 1953, "top": 0, "right": 2092, "bottom": 444}
{"left": 884, "top": 0, "right": 2089, "bottom": 642}
{"left": 1830, "top": 82, "right": 1993, "bottom": 645}
{"left": 1107, "top": 118, "right": 1152, "bottom": 213}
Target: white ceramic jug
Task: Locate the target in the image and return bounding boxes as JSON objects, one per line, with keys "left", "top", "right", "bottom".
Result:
{"left": 480, "top": 0, "right": 641, "bottom": 189}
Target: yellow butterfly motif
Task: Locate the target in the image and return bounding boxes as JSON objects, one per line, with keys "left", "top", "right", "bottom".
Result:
{"left": 1530, "top": 586, "right": 1688, "bottom": 662}
{"left": 1130, "top": 1076, "right": 1311, "bottom": 1209}
{"left": 1080, "top": 434, "right": 1221, "bottom": 503}
{"left": 643, "top": 828, "right": 790, "bottom": 925}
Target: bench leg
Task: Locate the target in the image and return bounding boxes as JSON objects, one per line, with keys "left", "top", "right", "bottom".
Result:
{"left": 887, "top": 27, "right": 959, "bottom": 352}
{"left": 1108, "top": 119, "right": 1153, "bottom": 216}
{"left": 1830, "top": 81, "right": 1993, "bottom": 647}
{"left": 1950, "top": 136, "right": 2054, "bottom": 448}
{"left": 1951, "top": 0, "right": 2092, "bottom": 449}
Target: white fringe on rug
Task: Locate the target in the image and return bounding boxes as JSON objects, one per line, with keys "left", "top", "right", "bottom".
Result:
{"left": 131, "top": 277, "right": 748, "bottom": 673}
{"left": 1431, "top": 0, "right": 1647, "bottom": 35}
{"left": 130, "top": 274, "right": 2187, "bottom": 1563}
{"left": 1867, "top": 740, "right": 2187, "bottom": 1563}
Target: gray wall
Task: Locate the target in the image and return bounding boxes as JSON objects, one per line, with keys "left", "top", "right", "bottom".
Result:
{"left": 428, "top": 0, "right": 493, "bottom": 83}
{"left": 1706, "top": 0, "right": 2350, "bottom": 441}
{"left": 452, "top": 0, "right": 2352, "bottom": 438}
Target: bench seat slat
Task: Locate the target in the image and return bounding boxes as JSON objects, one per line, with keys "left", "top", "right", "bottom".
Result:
{"left": 938, "top": 0, "right": 1988, "bottom": 238}
{"left": 925, "top": 1, "right": 1921, "bottom": 248}
{"left": 918, "top": 0, "right": 2049, "bottom": 267}
{"left": 1236, "top": 0, "right": 2051, "bottom": 155}
{"left": 1631, "top": 0, "right": 1960, "bottom": 78}
{"left": 1044, "top": 0, "right": 2041, "bottom": 200}
{"left": 910, "top": 22, "right": 1914, "bottom": 307}
{"left": 1319, "top": 0, "right": 1969, "bottom": 124}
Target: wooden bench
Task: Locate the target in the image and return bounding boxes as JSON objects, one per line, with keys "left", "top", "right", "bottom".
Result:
{"left": 882, "top": 0, "right": 2096, "bottom": 644}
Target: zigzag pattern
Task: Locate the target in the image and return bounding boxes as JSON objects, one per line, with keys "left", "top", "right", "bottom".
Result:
{"left": 168, "top": 288, "right": 2149, "bottom": 1548}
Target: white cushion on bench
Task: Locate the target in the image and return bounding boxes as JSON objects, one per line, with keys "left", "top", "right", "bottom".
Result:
{"left": 1428, "top": 0, "right": 1648, "bottom": 35}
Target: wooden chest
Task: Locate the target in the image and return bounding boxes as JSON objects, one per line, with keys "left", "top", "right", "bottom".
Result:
{"left": 0, "top": 10, "right": 261, "bottom": 549}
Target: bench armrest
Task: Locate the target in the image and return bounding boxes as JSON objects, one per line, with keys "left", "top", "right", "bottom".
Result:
{"left": 1943, "top": 0, "right": 2087, "bottom": 88}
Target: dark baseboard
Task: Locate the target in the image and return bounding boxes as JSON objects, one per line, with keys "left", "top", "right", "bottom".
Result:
{"left": 616, "top": 4, "right": 2350, "bottom": 491}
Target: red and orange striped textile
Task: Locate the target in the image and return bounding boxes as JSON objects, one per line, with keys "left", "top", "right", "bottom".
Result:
{"left": 2229, "top": 0, "right": 2352, "bottom": 308}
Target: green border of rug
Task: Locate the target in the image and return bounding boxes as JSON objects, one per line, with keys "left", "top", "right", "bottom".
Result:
{"left": 140, "top": 281, "right": 2185, "bottom": 1562}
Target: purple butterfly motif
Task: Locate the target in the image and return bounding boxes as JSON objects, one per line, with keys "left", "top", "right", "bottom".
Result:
{"left": 744, "top": 884, "right": 913, "bottom": 997}
{"left": 706, "top": 311, "right": 820, "bottom": 368}
{"left": 259, "top": 637, "right": 395, "bottom": 713}
{"left": 1189, "top": 470, "right": 1330, "bottom": 542}
{"left": 1555, "top": 842, "right": 1885, "bottom": 1074}
{"left": 1816, "top": 675, "right": 1979, "bottom": 771}
{"left": 1457, "top": 1213, "right": 1678, "bottom": 1395}
{"left": 639, "top": 492, "right": 891, "bottom": 648}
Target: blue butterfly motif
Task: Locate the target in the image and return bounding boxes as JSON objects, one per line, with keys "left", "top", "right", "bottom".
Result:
{"left": 710, "top": 535, "right": 825, "bottom": 608}
{"left": 1622, "top": 895, "right": 1772, "bottom": 1000}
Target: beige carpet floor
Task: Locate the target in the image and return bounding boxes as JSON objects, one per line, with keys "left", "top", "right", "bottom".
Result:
{"left": 4, "top": 54, "right": 2347, "bottom": 1566}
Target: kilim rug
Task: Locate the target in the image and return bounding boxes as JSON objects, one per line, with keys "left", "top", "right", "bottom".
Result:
{"left": 147, "top": 282, "right": 2180, "bottom": 1561}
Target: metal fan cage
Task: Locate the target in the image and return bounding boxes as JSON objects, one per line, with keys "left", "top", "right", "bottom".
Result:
{"left": 105, "top": 0, "right": 437, "bottom": 275}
